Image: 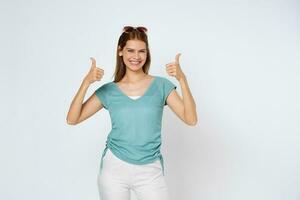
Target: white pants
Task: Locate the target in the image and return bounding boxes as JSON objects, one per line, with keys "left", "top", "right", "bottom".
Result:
{"left": 97, "top": 148, "right": 170, "bottom": 200}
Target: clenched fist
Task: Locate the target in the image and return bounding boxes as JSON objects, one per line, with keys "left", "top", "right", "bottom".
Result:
{"left": 84, "top": 57, "right": 104, "bottom": 85}
{"left": 165, "top": 53, "right": 185, "bottom": 81}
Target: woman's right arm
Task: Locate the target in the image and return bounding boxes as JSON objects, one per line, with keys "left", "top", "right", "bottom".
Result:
{"left": 66, "top": 57, "right": 104, "bottom": 125}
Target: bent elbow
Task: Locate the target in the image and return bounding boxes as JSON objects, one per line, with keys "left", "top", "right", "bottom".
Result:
{"left": 187, "top": 120, "right": 198, "bottom": 126}
{"left": 66, "top": 118, "right": 78, "bottom": 125}
{"left": 184, "top": 112, "right": 198, "bottom": 126}
{"left": 185, "top": 117, "right": 198, "bottom": 126}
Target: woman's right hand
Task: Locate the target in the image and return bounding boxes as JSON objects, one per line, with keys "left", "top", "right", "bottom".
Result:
{"left": 83, "top": 57, "right": 104, "bottom": 85}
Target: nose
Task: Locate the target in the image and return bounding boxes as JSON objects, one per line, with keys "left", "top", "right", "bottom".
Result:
{"left": 134, "top": 52, "right": 140, "bottom": 59}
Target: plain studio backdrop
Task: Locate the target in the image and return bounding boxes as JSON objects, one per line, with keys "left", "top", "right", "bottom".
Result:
{"left": 1, "top": 0, "right": 299, "bottom": 200}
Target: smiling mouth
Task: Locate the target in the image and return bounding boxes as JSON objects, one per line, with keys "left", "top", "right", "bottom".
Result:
{"left": 129, "top": 60, "right": 142, "bottom": 65}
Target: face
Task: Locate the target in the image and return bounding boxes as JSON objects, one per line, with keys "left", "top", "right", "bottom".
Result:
{"left": 118, "top": 39, "right": 147, "bottom": 72}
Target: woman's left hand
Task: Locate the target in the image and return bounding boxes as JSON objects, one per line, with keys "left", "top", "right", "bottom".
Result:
{"left": 165, "top": 53, "right": 186, "bottom": 81}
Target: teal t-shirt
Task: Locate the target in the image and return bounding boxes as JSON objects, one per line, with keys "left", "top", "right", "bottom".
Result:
{"left": 94, "top": 75, "right": 177, "bottom": 175}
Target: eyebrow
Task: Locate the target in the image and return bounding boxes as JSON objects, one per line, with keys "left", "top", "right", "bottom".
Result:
{"left": 125, "top": 48, "right": 147, "bottom": 51}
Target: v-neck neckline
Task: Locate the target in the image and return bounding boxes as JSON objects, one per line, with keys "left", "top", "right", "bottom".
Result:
{"left": 113, "top": 76, "right": 157, "bottom": 102}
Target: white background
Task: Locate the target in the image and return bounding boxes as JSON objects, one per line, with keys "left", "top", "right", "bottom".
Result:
{"left": 1, "top": 0, "right": 299, "bottom": 200}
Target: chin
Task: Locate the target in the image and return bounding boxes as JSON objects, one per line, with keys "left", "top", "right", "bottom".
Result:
{"left": 126, "top": 63, "right": 145, "bottom": 71}
{"left": 128, "top": 66, "right": 143, "bottom": 72}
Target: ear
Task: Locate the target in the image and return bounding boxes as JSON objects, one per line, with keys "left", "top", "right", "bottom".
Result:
{"left": 118, "top": 46, "right": 123, "bottom": 56}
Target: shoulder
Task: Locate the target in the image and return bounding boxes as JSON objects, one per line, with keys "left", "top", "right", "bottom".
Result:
{"left": 154, "top": 75, "right": 176, "bottom": 86}
{"left": 154, "top": 75, "right": 169, "bottom": 82}
{"left": 95, "top": 81, "right": 114, "bottom": 92}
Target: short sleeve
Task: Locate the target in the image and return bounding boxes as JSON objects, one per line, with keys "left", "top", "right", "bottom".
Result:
{"left": 163, "top": 78, "right": 177, "bottom": 106}
{"left": 94, "top": 83, "right": 109, "bottom": 109}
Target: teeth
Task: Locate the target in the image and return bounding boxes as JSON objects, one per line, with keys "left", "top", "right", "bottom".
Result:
{"left": 130, "top": 61, "right": 140, "bottom": 64}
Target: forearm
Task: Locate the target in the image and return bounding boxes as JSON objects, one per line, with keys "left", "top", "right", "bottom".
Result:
{"left": 66, "top": 79, "right": 90, "bottom": 124}
{"left": 178, "top": 75, "right": 198, "bottom": 125}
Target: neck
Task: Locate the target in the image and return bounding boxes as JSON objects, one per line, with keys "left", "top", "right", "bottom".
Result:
{"left": 123, "top": 70, "right": 148, "bottom": 83}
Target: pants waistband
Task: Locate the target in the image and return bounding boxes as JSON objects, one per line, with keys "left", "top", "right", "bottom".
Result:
{"left": 99, "top": 146, "right": 165, "bottom": 176}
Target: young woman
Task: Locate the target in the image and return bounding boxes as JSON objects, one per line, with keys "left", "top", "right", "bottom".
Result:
{"left": 66, "top": 26, "right": 197, "bottom": 200}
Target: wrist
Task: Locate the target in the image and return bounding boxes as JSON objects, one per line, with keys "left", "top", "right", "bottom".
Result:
{"left": 178, "top": 74, "right": 186, "bottom": 82}
{"left": 82, "top": 78, "right": 91, "bottom": 87}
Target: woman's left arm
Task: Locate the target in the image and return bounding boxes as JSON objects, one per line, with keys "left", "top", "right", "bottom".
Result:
{"left": 165, "top": 53, "right": 198, "bottom": 126}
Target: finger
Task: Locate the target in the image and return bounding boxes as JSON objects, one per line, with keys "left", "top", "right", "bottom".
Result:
{"left": 166, "top": 65, "right": 175, "bottom": 70}
{"left": 98, "top": 71, "right": 104, "bottom": 76}
{"left": 165, "top": 62, "right": 175, "bottom": 66}
{"left": 165, "top": 64, "right": 174, "bottom": 69}
{"left": 169, "top": 70, "right": 176, "bottom": 75}
{"left": 96, "top": 68, "right": 104, "bottom": 72}
{"left": 166, "top": 69, "right": 175, "bottom": 75}
{"left": 168, "top": 71, "right": 175, "bottom": 77}
{"left": 168, "top": 69, "right": 176, "bottom": 73}
{"left": 90, "top": 57, "right": 96, "bottom": 68}
{"left": 175, "top": 53, "right": 181, "bottom": 64}
{"left": 96, "top": 71, "right": 101, "bottom": 76}
{"left": 98, "top": 72, "right": 104, "bottom": 77}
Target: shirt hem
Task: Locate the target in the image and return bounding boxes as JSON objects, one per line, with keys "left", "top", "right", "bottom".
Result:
{"left": 108, "top": 147, "right": 160, "bottom": 165}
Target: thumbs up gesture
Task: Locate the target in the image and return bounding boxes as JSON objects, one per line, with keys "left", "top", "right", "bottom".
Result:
{"left": 165, "top": 53, "right": 185, "bottom": 81}
{"left": 84, "top": 57, "right": 104, "bottom": 85}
